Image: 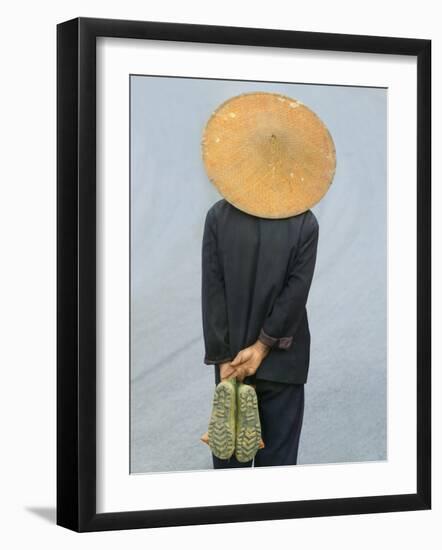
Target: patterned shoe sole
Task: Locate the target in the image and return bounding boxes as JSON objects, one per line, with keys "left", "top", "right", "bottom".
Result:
{"left": 208, "top": 380, "right": 236, "bottom": 460}
{"left": 235, "top": 384, "right": 261, "bottom": 463}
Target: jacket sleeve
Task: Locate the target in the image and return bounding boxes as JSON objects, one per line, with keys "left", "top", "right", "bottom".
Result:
{"left": 201, "top": 208, "right": 232, "bottom": 365}
{"left": 258, "top": 211, "right": 319, "bottom": 351}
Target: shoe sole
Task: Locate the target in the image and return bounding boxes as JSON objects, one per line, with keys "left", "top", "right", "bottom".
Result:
{"left": 208, "top": 380, "right": 236, "bottom": 460}
{"left": 235, "top": 384, "right": 261, "bottom": 463}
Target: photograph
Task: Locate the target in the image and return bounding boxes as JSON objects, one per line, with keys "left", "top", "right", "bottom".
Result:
{"left": 129, "top": 76, "right": 387, "bottom": 474}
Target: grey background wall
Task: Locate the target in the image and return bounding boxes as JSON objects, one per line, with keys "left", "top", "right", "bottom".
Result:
{"left": 130, "top": 75, "right": 387, "bottom": 473}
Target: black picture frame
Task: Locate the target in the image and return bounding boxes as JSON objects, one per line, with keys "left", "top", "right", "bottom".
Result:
{"left": 57, "top": 16, "right": 431, "bottom": 532}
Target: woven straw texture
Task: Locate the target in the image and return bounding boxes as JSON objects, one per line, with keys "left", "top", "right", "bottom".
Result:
{"left": 201, "top": 91, "right": 336, "bottom": 218}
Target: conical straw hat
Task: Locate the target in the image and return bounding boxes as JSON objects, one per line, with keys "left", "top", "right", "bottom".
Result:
{"left": 201, "top": 91, "right": 336, "bottom": 219}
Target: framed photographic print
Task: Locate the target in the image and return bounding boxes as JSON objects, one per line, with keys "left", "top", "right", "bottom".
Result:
{"left": 56, "top": 17, "right": 431, "bottom": 532}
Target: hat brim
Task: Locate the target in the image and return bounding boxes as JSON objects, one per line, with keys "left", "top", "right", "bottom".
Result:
{"left": 201, "top": 91, "right": 336, "bottom": 219}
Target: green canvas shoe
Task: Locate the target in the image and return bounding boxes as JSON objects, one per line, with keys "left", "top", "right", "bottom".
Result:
{"left": 207, "top": 378, "right": 237, "bottom": 460}
{"left": 235, "top": 383, "right": 262, "bottom": 463}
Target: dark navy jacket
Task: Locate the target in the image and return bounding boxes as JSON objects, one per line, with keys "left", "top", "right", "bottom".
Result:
{"left": 201, "top": 199, "right": 319, "bottom": 385}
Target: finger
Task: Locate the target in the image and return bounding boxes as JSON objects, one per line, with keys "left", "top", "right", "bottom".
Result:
{"left": 221, "top": 367, "right": 236, "bottom": 380}
{"left": 220, "top": 364, "right": 232, "bottom": 375}
{"left": 230, "top": 364, "right": 242, "bottom": 372}
{"left": 235, "top": 368, "right": 246, "bottom": 382}
{"left": 232, "top": 360, "right": 252, "bottom": 372}
{"left": 230, "top": 352, "right": 245, "bottom": 366}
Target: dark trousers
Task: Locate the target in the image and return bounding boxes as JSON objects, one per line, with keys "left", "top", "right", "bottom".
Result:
{"left": 212, "top": 380, "right": 305, "bottom": 469}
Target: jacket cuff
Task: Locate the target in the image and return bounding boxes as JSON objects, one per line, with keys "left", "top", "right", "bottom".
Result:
{"left": 258, "top": 328, "right": 293, "bottom": 350}
{"left": 204, "top": 355, "right": 233, "bottom": 365}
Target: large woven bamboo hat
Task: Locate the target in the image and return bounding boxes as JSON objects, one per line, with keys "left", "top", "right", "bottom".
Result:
{"left": 201, "top": 91, "right": 336, "bottom": 219}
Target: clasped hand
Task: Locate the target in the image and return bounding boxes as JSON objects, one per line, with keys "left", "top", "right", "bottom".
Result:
{"left": 219, "top": 340, "right": 270, "bottom": 382}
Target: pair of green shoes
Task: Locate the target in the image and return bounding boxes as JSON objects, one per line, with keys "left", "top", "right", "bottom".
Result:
{"left": 207, "top": 378, "right": 262, "bottom": 463}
